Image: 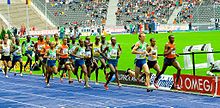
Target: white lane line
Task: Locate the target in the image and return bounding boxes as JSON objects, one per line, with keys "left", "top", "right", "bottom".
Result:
{"left": 2, "top": 74, "right": 218, "bottom": 107}
{"left": 0, "top": 97, "right": 46, "bottom": 108}
{"left": 0, "top": 78, "right": 171, "bottom": 108}
{"left": 0, "top": 83, "right": 105, "bottom": 108}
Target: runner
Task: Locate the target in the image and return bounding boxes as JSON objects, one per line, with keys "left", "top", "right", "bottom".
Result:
{"left": 0, "top": 34, "right": 12, "bottom": 78}
{"left": 154, "top": 35, "right": 181, "bottom": 89}
{"left": 9, "top": 38, "right": 23, "bottom": 76}
{"left": 41, "top": 35, "right": 51, "bottom": 81}
{"left": 91, "top": 36, "right": 102, "bottom": 84}
{"left": 22, "top": 35, "right": 34, "bottom": 74}
{"left": 34, "top": 35, "right": 45, "bottom": 76}
{"left": 44, "top": 42, "right": 58, "bottom": 86}
{"left": 102, "top": 36, "right": 122, "bottom": 90}
{"left": 57, "top": 38, "right": 73, "bottom": 83}
{"left": 131, "top": 33, "right": 152, "bottom": 92}
{"left": 73, "top": 39, "right": 90, "bottom": 88}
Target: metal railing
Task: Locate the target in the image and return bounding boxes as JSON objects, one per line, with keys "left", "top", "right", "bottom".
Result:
{"left": 158, "top": 51, "right": 220, "bottom": 76}
{"left": 32, "top": 0, "right": 59, "bottom": 26}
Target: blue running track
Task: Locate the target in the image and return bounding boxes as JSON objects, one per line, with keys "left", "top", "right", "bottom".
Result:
{"left": 0, "top": 72, "right": 220, "bottom": 108}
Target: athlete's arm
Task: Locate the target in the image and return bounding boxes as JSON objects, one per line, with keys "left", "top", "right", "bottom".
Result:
{"left": 132, "top": 42, "right": 145, "bottom": 54}
{"left": 44, "top": 50, "right": 49, "bottom": 58}
{"left": 0, "top": 45, "right": 2, "bottom": 54}
{"left": 72, "top": 47, "right": 81, "bottom": 58}
{"left": 21, "top": 41, "right": 25, "bottom": 55}
{"left": 117, "top": 44, "right": 122, "bottom": 58}
{"left": 100, "top": 46, "right": 108, "bottom": 59}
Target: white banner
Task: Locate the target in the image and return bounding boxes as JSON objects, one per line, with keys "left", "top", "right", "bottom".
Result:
{"left": 150, "top": 74, "right": 174, "bottom": 90}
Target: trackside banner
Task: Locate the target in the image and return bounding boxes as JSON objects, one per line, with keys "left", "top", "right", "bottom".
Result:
{"left": 114, "top": 70, "right": 173, "bottom": 90}
{"left": 216, "top": 78, "right": 220, "bottom": 96}
{"left": 150, "top": 74, "right": 173, "bottom": 90}
{"left": 173, "top": 74, "right": 216, "bottom": 94}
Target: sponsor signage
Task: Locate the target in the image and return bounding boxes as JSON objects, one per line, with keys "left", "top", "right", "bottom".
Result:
{"left": 114, "top": 70, "right": 173, "bottom": 90}
{"left": 173, "top": 74, "right": 216, "bottom": 94}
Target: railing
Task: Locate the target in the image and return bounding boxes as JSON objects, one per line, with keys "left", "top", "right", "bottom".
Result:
{"left": 32, "top": 0, "right": 58, "bottom": 26}
{"left": 158, "top": 51, "right": 220, "bottom": 76}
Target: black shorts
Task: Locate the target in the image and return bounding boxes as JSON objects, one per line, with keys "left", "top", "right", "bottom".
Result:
{"left": 59, "top": 58, "right": 68, "bottom": 65}
{"left": 2, "top": 56, "right": 11, "bottom": 62}
{"left": 42, "top": 58, "right": 47, "bottom": 64}
{"left": 85, "top": 59, "right": 93, "bottom": 67}
{"left": 147, "top": 61, "right": 157, "bottom": 68}
{"left": 164, "top": 58, "right": 176, "bottom": 66}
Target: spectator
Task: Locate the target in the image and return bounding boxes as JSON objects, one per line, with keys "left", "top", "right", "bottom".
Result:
{"left": 59, "top": 26, "right": 65, "bottom": 39}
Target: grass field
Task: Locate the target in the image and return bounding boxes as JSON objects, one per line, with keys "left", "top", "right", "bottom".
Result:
{"left": 17, "top": 31, "right": 220, "bottom": 83}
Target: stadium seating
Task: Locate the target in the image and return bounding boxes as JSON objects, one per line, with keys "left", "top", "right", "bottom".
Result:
{"left": 0, "top": 3, "right": 54, "bottom": 30}
{"left": 35, "top": 0, "right": 109, "bottom": 27}
{"left": 115, "top": 0, "right": 176, "bottom": 26}
{"left": 176, "top": 0, "right": 220, "bottom": 24}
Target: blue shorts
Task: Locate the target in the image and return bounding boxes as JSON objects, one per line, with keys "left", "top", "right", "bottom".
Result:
{"left": 25, "top": 50, "right": 33, "bottom": 56}
{"left": 70, "top": 55, "right": 75, "bottom": 61}
{"left": 108, "top": 59, "right": 118, "bottom": 67}
{"left": 135, "top": 59, "right": 146, "bottom": 68}
{"left": 13, "top": 56, "right": 21, "bottom": 63}
{"left": 75, "top": 59, "right": 85, "bottom": 67}
{"left": 47, "top": 60, "right": 56, "bottom": 67}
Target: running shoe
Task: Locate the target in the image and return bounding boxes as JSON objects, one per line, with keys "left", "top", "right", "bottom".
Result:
{"left": 104, "top": 84, "right": 109, "bottom": 90}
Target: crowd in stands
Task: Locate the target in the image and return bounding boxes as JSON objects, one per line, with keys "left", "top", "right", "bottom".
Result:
{"left": 47, "top": 0, "right": 109, "bottom": 28}
{"left": 115, "top": 0, "right": 177, "bottom": 26}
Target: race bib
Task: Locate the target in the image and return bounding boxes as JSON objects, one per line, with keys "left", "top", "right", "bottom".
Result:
{"left": 85, "top": 51, "right": 91, "bottom": 57}
{"left": 63, "top": 48, "right": 68, "bottom": 54}
{"left": 38, "top": 45, "right": 43, "bottom": 50}
{"left": 110, "top": 49, "right": 117, "bottom": 59}
{"left": 3, "top": 48, "right": 10, "bottom": 56}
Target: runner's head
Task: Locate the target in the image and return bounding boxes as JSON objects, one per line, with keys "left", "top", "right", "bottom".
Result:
{"left": 39, "top": 35, "right": 44, "bottom": 41}
{"left": 84, "top": 40, "right": 90, "bottom": 47}
{"left": 86, "top": 36, "right": 90, "bottom": 42}
{"left": 26, "top": 35, "right": 31, "bottom": 41}
{"left": 79, "top": 39, "right": 84, "bottom": 47}
{"left": 45, "top": 35, "right": 50, "bottom": 44}
{"left": 138, "top": 32, "right": 145, "bottom": 42}
{"left": 63, "top": 38, "right": 67, "bottom": 45}
{"left": 101, "top": 35, "right": 105, "bottom": 42}
{"left": 150, "top": 38, "right": 156, "bottom": 46}
{"left": 95, "top": 36, "right": 100, "bottom": 43}
{"left": 4, "top": 34, "right": 9, "bottom": 40}
{"left": 71, "top": 37, "right": 76, "bottom": 44}
{"left": 54, "top": 33, "right": 59, "bottom": 40}
{"left": 111, "top": 36, "right": 116, "bottom": 45}
{"left": 11, "top": 37, "right": 16, "bottom": 44}
{"left": 168, "top": 35, "right": 175, "bottom": 43}
{"left": 50, "top": 42, "right": 55, "bottom": 49}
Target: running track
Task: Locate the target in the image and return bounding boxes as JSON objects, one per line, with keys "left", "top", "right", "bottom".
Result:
{"left": 0, "top": 72, "right": 220, "bottom": 108}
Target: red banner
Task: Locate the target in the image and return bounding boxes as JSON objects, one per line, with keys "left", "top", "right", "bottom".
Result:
{"left": 216, "top": 78, "right": 220, "bottom": 96}
{"left": 173, "top": 74, "right": 216, "bottom": 94}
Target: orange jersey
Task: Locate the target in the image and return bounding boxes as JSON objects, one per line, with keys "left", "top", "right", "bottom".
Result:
{"left": 165, "top": 42, "right": 176, "bottom": 59}
{"left": 41, "top": 43, "right": 50, "bottom": 55}
{"left": 60, "top": 44, "right": 69, "bottom": 58}
{"left": 37, "top": 40, "right": 45, "bottom": 53}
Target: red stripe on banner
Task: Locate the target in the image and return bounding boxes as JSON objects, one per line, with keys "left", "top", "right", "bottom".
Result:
{"left": 216, "top": 78, "right": 220, "bottom": 96}
{"left": 173, "top": 74, "right": 216, "bottom": 95}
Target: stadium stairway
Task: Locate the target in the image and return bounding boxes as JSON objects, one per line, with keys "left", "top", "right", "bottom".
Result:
{"left": 167, "top": 6, "right": 183, "bottom": 24}
{"left": 105, "top": 0, "right": 118, "bottom": 28}
{"left": 0, "top": 16, "right": 7, "bottom": 30}
{"left": 0, "top": 2, "right": 55, "bottom": 31}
